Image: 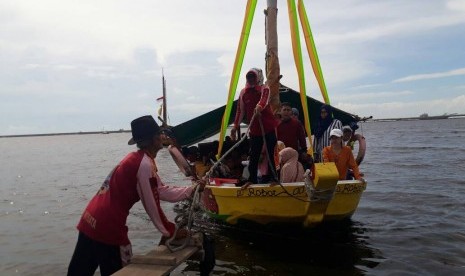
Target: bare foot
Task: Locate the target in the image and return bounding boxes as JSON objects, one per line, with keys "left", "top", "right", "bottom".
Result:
{"left": 269, "top": 181, "right": 279, "bottom": 187}
{"left": 240, "top": 182, "right": 253, "bottom": 190}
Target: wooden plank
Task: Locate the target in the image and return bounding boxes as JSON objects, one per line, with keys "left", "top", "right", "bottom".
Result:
{"left": 131, "top": 246, "right": 199, "bottom": 266}
{"left": 113, "top": 234, "right": 203, "bottom": 276}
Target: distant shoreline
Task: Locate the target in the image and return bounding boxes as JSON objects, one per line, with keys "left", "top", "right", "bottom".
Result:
{"left": 371, "top": 114, "right": 465, "bottom": 122}
{"left": 1, "top": 115, "right": 464, "bottom": 138}
{"left": 0, "top": 130, "right": 131, "bottom": 139}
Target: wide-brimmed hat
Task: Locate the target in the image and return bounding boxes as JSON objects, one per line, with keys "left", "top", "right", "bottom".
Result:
{"left": 128, "top": 115, "right": 160, "bottom": 145}
{"left": 329, "top": 129, "right": 343, "bottom": 138}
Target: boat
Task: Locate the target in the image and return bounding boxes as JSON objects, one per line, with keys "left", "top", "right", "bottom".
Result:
{"left": 157, "top": 70, "right": 175, "bottom": 146}
{"left": 170, "top": 0, "right": 367, "bottom": 227}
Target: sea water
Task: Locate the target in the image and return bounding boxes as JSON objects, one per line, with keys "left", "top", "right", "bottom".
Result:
{"left": 0, "top": 119, "right": 464, "bottom": 275}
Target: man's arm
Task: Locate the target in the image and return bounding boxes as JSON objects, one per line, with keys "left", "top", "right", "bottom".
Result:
{"left": 257, "top": 86, "right": 270, "bottom": 109}
{"left": 231, "top": 90, "right": 246, "bottom": 139}
{"left": 136, "top": 156, "right": 175, "bottom": 237}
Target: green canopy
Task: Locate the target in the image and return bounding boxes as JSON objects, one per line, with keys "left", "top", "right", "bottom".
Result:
{"left": 171, "top": 85, "right": 359, "bottom": 147}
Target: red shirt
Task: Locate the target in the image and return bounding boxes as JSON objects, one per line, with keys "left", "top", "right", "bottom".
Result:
{"left": 234, "top": 85, "right": 278, "bottom": 136}
{"left": 276, "top": 118, "right": 307, "bottom": 152}
{"left": 77, "top": 150, "right": 193, "bottom": 246}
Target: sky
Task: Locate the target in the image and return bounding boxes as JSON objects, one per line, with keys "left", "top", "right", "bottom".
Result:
{"left": 1, "top": 0, "right": 464, "bottom": 135}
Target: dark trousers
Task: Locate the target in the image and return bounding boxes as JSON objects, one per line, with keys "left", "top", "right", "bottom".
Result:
{"left": 248, "top": 131, "right": 277, "bottom": 183}
{"left": 67, "top": 232, "right": 122, "bottom": 276}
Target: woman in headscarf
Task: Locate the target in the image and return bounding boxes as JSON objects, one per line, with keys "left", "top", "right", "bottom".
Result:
{"left": 230, "top": 68, "right": 279, "bottom": 185}
{"left": 279, "top": 147, "right": 305, "bottom": 183}
{"left": 313, "top": 104, "right": 342, "bottom": 162}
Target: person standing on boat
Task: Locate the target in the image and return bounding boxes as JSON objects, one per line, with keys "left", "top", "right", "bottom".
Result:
{"left": 276, "top": 102, "right": 307, "bottom": 154}
{"left": 67, "top": 115, "right": 205, "bottom": 276}
{"left": 322, "top": 129, "right": 362, "bottom": 180}
{"left": 313, "top": 104, "right": 342, "bottom": 162}
{"left": 230, "top": 68, "right": 279, "bottom": 185}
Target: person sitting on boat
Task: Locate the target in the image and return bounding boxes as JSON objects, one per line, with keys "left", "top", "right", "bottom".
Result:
{"left": 279, "top": 147, "right": 305, "bottom": 183}
{"left": 68, "top": 115, "right": 206, "bottom": 276}
{"left": 342, "top": 123, "right": 366, "bottom": 166}
{"left": 291, "top": 107, "right": 300, "bottom": 120}
{"left": 342, "top": 125, "right": 355, "bottom": 148}
{"left": 322, "top": 129, "right": 362, "bottom": 180}
{"left": 274, "top": 140, "right": 286, "bottom": 171}
{"left": 313, "top": 104, "right": 342, "bottom": 162}
{"left": 181, "top": 145, "right": 211, "bottom": 178}
{"left": 230, "top": 68, "right": 279, "bottom": 185}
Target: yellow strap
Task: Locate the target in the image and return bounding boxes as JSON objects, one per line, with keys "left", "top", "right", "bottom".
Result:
{"left": 217, "top": 0, "right": 258, "bottom": 159}
{"left": 298, "top": 0, "right": 330, "bottom": 104}
{"left": 287, "top": 0, "right": 313, "bottom": 155}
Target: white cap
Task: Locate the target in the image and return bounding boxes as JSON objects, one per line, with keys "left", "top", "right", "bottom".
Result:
{"left": 330, "top": 129, "right": 343, "bottom": 138}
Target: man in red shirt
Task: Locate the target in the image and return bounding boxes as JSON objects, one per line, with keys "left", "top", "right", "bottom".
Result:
{"left": 67, "top": 115, "right": 205, "bottom": 276}
{"left": 230, "top": 68, "right": 279, "bottom": 185}
{"left": 276, "top": 102, "right": 307, "bottom": 153}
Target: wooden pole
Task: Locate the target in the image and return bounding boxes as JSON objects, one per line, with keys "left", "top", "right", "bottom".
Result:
{"left": 265, "top": 0, "right": 281, "bottom": 114}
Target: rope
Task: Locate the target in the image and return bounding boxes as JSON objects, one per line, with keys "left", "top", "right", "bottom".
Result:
{"left": 205, "top": 112, "right": 258, "bottom": 180}
{"left": 257, "top": 115, "right": 279, "bottom": 182}
{"left": 257, "top": 116, "right": 313, "bottom": 203}
{"left": 165, "top": 112, "right": 255, "bottom": 251}
{"left": 165, "top": 184, "right": 201, "bottom": 252}
{"left": 303, "top": 169, "right": 334, "bottom": 202}
{"left": 206, "top": 110, "right": 326, "bottom": 204}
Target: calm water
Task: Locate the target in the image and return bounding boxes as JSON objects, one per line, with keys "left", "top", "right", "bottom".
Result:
{"left": 1, "top": 119, "right": 464, "bottom": 275}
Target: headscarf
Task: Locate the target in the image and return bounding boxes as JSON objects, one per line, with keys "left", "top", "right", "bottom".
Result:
{"left": 245, "top": 68, "right": 264, "bottom": 89}
{"left": 276, "top": 141, "right": 286, "bottom": 152}
{"left": 279, "top": 147, "right": 305, "bottom": 183}
{"left": 274, "top": 141, "right": 286, "bottom": 170}
{"left": 291, "top": 108, "right": 299, "bottom": 117}
{"left": 314, "top": 104, "right": 333, "bottom": 139}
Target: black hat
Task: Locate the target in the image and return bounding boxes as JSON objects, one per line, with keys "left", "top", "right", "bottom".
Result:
{"left": 128, "top": 115, "right": 160, "bottom": 145}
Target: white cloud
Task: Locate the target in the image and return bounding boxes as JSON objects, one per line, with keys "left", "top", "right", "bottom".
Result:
{"left": 393, "top": 67, "right": 465, "bottom": 83}
{"left": 335, "top": 90, "right": 414, "bottom": 101}
{"left": 1, "top": 0, "right": 465, "bottom": 135}
{"left": 447, "top": 0, "right": 465, "bottom": 12}
{"left": 349, "top": 83, "right": 384, "bottom": 90}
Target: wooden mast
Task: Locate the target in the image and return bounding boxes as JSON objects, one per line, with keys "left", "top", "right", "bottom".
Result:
{"left": 161, "top": 69, "right": 168, "bottom": 127}
{"left": 265, "top": 0, "right": 281, "bottom": 113}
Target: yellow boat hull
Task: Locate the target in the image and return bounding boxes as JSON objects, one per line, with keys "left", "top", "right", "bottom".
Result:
{"left": 200, "top": 180, "right": 366, "bottom": 227}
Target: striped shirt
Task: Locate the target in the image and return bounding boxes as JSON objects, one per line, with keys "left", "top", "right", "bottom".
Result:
{"left": 313, "top": 119, "right": 342, "bottom": 161}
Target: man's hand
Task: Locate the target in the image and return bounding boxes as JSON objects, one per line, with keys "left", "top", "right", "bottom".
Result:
{"left": 192, "top": 179, "right": 206, "bottom": 192}
{"left": 196, "top": 179, "right": 206, "bottom": 192}
{"left": 230, "top": 127, "right": 237, "bottom": 141}
{"left": 174, "top": 228, "right": 190, "bottom": 240}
